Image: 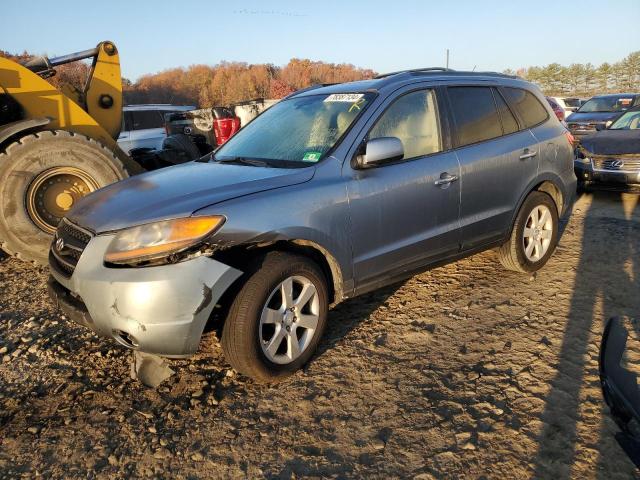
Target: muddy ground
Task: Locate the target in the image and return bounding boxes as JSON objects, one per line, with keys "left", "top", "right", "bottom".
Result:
{"left": 0, "top": 190, "right": 638, "bottom": 479}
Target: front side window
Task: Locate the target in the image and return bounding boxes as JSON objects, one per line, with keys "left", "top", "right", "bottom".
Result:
{"left": 448, "top": 86, "right": 502, "bottom": 147}
{"left": 369, "top": 89, "right": 441, "bottom": 159}
{"left": 609, "top": 109, "right": 640, "bottom": 130}
{"left": 214, "top": 92, "right": 375, "bottom": 166}
{"left": 578, "top": 95, "right": 636, "bottom": 113}
{"left": 503, "top": 87, "right": 549, "bottom": 128}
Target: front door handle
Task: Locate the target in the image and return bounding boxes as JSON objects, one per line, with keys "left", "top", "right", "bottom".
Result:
{"left": 434, "top": 173, "right": 459, "bottom": 186}
{"left": 519, "top": 149, "right": 537, "bottom": 160}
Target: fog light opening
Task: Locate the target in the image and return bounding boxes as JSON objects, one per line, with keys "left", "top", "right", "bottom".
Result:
{"left": 113, "top": 329, "right": 139, "bottom": 349}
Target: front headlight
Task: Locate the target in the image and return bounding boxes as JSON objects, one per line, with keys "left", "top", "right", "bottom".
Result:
{"left": 104, "top": 216, "right": 225, "bottom": 265}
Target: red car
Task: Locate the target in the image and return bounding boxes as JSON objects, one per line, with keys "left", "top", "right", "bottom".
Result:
{"left": 546, "top": 96, "right": 565, "bottom": 122}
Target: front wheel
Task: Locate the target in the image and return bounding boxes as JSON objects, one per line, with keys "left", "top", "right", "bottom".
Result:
{"left": 221, "top": 252, "right": 328, "bottom": 382}
{"left": 498, "top": 191, "right": 559, "bottom": 273}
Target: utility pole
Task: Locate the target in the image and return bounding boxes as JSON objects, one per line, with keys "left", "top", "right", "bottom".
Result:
{"left": 446, "top": 49, "right": 449, "bottom": 69}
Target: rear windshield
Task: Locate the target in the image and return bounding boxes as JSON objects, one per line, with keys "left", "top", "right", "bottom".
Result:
{"left": 563, "top": 98, "right": 581, "bottom": 108}
{"left": 578, "top": 96, "right": 636, "bottom": 113}
{"left": 213, "top": 92, "right": 375, "bottom": 167}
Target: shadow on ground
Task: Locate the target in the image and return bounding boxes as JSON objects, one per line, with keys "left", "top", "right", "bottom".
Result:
{"left": 533, "top": 190, "right": 639, "bottom": 478}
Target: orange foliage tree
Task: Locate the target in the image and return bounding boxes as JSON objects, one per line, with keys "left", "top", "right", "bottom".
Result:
{"left": 124, "top": 59, "right": 376, "bottom": 107}
{"left": 1, "top": 49, "right": 376, "bottom": 108}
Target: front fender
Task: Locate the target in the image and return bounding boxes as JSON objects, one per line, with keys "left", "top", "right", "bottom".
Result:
{"left": 0, "top": 117, "right": 50, "bottom": 147}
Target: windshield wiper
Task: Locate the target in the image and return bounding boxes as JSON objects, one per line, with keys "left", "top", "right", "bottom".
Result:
{"left": 215, "top": 157, "right": 270, "bottom": 167}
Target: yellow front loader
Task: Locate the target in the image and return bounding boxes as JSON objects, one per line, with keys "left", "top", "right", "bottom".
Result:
{"left": 0, "top": 41, "right": 138, "bottom": 264}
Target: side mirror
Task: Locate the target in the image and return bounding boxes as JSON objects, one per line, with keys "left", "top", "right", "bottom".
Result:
{"left": 595, "top": 123, "right": 606, "bottom": 131}
{"left": 356, "top": 137, "right": 404, "bottom": 168}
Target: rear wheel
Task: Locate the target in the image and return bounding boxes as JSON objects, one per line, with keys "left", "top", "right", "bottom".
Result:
{"left": 498, "top": 191, "right": 559, "bottom": 273}
{"left": 221, "top": 252, "right": 328, "bottom": 382}
{"left": 0, "top": 130, "right": 130, "bottom": 264}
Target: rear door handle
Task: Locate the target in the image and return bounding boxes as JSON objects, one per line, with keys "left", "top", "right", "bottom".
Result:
{"left": 434, "top": 173, "right": 459, "bottom": 186}
{"left": 519, "top": 149, "right": 537, "bottom": 160}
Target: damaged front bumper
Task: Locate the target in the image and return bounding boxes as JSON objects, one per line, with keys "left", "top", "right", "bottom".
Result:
{"left": 574, "top": 157, "right": 640, "bottom": 187}
{"left": 48, "top": 235, "right": 242, "bottom": 358}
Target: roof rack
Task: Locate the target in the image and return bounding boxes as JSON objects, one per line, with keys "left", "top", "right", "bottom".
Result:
{"left": 375, "top": 67, "right": 454, "bottom": 79}
{"left": 375, "top": 68, "right": 518, "bottom": 80}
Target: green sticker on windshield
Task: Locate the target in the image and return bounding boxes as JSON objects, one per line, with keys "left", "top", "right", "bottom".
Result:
{"left": 303, "top": 151, "right": 322, "bottom": 162}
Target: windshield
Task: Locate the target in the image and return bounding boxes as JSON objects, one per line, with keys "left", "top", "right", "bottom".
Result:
{"left": 213, "top": 92, "right": 375, "bottom": 166}
{"left": 578, "top": 96, "right": 636, "bottom": 113}
{"left": 609, "top": 109, "right": 640, "bottom": 130}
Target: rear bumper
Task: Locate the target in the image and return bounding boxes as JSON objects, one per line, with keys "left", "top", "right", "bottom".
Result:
{"left": 48, "top": 234, "right": 242, "bottom": 358}
{"left": 575, "top": 159, "right": 640, "bottom": 186}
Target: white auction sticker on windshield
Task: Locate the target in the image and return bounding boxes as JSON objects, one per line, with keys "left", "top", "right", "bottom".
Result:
{"left": 324, "top": 93, "right": 364, "bottom": 103}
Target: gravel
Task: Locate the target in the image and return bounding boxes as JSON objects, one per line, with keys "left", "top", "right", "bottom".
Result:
{"left": 0, "top": 190, "right": 638, "bottom": 479}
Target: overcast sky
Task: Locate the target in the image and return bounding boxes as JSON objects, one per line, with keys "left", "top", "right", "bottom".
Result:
{"left": 2, "top": 0, "right": 639, "bottom": 80}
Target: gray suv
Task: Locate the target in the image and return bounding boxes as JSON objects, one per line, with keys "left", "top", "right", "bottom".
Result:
{"left": 48, "top": 69, "right": 576, "bottom": 382}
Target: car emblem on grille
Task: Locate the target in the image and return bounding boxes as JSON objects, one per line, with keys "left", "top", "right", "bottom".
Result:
{"left": 611, "top": 160, "right": 624, "bottom": 168}
{"left": 55, "top": 237, "right": 65, "bottom": 252}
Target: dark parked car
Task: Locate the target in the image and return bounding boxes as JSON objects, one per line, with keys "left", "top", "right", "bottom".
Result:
{"left": 575, "top": 106, "right": 640, "bottom": 189}
{"left": 165, "top": 107, "right": 241, "bottom": 154}
{"left": 48, "top": 69, "right": 576, "bottom": 382}
{"left": 566, "top": 93, "right": 640, "bottom": 138}
{"left": 600, "top": 317, "right": 640, "bottom": 468}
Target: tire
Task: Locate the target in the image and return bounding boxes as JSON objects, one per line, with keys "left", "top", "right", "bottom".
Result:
{"left": 162, "top": 133, "right": 202, "bottom": 162}
{"left": 0, "top": 130, "right": 130, "bottom": 265}
{"left": 498, "top": 191, "right": 559, "bottom": 273}
{"left": 221, "top": 251, "right": 329, "bottom": 383}
{"left": 576, "top": 180, "right": 589, "bottom": 194}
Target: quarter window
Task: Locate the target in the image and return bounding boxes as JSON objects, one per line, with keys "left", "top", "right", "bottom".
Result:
{"left": 493, "top": 88, "right": 519, "bottom": 135}
{"left": 369, "top": 89, "right": 441, "bottom": 159}
{"left": 503, "top": 87, "right": 549, "bottom": 128}
{"left": 448, "top": 87, "right": 502, "bottom": 147}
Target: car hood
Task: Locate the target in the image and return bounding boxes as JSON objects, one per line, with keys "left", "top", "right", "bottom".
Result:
{"left": 579, "top": 130, "right": 640, "bottom": 156}
{"left": 566, "top": 111, "right": 620, "bottom": 123}
{"left": 67, "top": 161, "right": 315, "bottom": 233}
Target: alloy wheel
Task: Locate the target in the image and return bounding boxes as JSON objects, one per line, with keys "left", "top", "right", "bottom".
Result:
{"left": 259, "top": 275, "right": 320, "bottom": 365}
{"left": 523, "top": 204, "right": 553, "bottom": 262}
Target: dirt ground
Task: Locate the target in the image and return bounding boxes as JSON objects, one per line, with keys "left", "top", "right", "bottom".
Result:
{"left": 0, "top": 190, "right": 638, "bottom": 479}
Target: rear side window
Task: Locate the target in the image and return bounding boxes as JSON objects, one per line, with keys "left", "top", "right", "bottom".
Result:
{"left": 369, "top": 89, "right": 441, "bottom": 159}
{"left": 503, "top": 88, "right": 549, "bottom": 128}
{"left": 492, "top": 89, "right": 518, "bottom": 135}
{"left": 131, "top": 110, "right": 165, "bottom": 130}
{"left": 448, "top": 86, "right": 502, "bottom": 147}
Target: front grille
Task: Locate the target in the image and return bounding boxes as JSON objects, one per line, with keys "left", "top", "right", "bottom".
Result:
{"left": 569, "top": 122, "right": 596, "bottom": 131}
{"left": 593, "top": 157, "right": 640, "bottom": 172}
{"left": 49, "top": 218, "right": 93, "bottom": 278}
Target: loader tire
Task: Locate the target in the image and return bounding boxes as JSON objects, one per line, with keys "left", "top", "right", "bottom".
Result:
{"left": 0, "top": 130, "right": 130, "bottom": 265}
